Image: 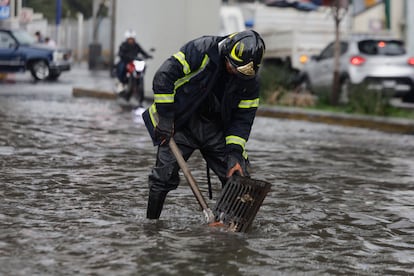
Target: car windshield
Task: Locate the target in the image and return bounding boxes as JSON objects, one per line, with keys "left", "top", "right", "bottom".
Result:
{"left": 12, "top": 30, "right": 36, "bottom": 45}
{"left": 358, "top": 40, "right": 406, "bottom": 56}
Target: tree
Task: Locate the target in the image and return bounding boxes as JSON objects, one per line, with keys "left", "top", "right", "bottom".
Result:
{"left": 23, "top": 0, "right": 93, "bottom": 21}
{"left": 330, "top": 0, "right": 349, "bottom": 105}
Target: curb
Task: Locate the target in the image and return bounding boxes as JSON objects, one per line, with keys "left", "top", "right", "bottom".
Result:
{"left": 72, "top": 87, "right": 117, "bottom": 100}
{"left": 71, "top": 88, "right": 414, "bottom": 135}
{"left": 257, "top": 106, "right": 414, "bottom": 135}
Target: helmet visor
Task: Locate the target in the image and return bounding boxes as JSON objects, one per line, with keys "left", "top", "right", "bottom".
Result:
{"left": 226, "top": 57, "right": 256, "bottom": 80}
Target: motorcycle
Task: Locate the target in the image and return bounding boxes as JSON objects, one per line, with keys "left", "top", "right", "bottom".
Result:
{"left": 117, "top": 57, "right": 148, "bottom": 107}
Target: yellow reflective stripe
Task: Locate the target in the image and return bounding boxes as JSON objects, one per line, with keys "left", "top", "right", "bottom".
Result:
{"left": 238, "top": 98, "right": 259, "bottom": 109}
{"left": 153, "top": 54, "right": 209, "bottom": 111}
{"left": 149, "top": 103, "right": 158, "bottom": 126}
{"left": 154, "top": 93, "right": 174, "bottom": 104}
{"left": 226, "top": 135, "right": 248, "bottom": 159}
{"left": 230, "top": 42, "right": 243, "bottom": 62}
{"left": 174, "top": 54, "right": 209, "bottom": 91}
{"left": 226, "top": 135, "right": 246, "bottom": 149}
{"left": 173, "top": 51, "right": 191, "bottom": 75}
{"left": 228, "top": 32, "right": 238, "bottom": 39}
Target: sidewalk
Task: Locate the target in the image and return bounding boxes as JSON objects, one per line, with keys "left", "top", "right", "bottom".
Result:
{"left": 257, "top": 105, "right": 414, "bottom": 134}
{"left": 71, "top": 63, "right": 117, "bottom": 100}
{"left": 71, "top": 64, "right": 414, "bottom": 135}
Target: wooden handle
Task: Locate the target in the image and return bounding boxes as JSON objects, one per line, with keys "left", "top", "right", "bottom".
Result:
{"left": 169, "top": 138, "right": 210, "bottom": 212}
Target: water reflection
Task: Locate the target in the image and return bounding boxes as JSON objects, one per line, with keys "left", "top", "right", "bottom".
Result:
{"left": 1, "top": 92, "right": 414, "bottom": 275}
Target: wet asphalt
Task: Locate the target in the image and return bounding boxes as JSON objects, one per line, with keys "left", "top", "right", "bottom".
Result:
{"left": 1, "top": 64, "right": 414, "bottom": 275}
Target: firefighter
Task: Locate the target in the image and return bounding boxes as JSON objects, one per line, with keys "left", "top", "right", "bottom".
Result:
{"left": 142, "top": 30, "right": 265, "bottom": 219}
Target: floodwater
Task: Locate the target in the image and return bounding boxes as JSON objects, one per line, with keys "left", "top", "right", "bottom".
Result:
{"left": 1, "top": 80, "right": 414, "bottom": 275}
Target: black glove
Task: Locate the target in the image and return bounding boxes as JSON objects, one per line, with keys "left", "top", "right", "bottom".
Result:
{"left": 154, "top": 116, "right": 174, "bottom": 145}
{"left": 226, "top": 151, "right": 249, "bottom": 178}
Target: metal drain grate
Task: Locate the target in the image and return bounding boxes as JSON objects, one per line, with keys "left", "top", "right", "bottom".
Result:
{"left": 213, "top": 176, "right": 271, "bottom": 233}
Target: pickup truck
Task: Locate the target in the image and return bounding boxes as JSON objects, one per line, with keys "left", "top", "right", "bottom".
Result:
{"left": 0, "top": 28, "right": 71, "bottom": 80}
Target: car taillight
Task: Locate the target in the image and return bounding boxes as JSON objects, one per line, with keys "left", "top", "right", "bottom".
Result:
{"left": 408, "top": 57, "right": 414, "bottom": 66}
{"left": 350, "top": 56, "right": 366, "bottom": 66}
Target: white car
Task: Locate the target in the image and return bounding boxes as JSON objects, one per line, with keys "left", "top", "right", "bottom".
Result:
{"left": 299, "top": 35, "right": 414, "bottom": 103}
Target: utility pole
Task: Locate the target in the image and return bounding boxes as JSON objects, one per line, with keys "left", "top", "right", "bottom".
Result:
{"left": 56, "top": 0, "right": 62, "bottom": 45}
{"left": 109, "top": 0, "right": 116, "bottom": 69}
{"left": 331, "top": 0, "right": 348, "bottom": 106}
{"left": 89, "top": 0, "right": 108, "bottom": 70}
{"left": 16, "top": 0, "right": 22, "bottom": 18}
{"left": 10, "top": 0, "right": 15, "bottom": 18}
{"left": 76, "top": 12, "right": 84, "bottom": 62}
{"left": 407, "top": 0, "right": 414, "bottom": 56}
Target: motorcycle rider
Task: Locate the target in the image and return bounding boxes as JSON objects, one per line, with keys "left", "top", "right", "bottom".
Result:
{"left": 116, "top": 29, "right": 152, "bottom": 92}
{"left": 142, "top": 30, "right": 265, "bottom": 219}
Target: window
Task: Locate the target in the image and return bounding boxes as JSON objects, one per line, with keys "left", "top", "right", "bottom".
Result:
{"left": 11, "top": 30, "right": 35, "bottom": 45}
{"left": 358, "top": 40, "right": 406, "bottom": 56}
{"left": 0, "top": 32, "right": 15, "bottom": 49}
{"left": 319, "top": 43, "right": 334, "bottom": 59}
{"left": 340, "top": 42, "right": 348, "bottom": 55}
{"left": 319, "top": 42, "right": 348, "bottom": 60}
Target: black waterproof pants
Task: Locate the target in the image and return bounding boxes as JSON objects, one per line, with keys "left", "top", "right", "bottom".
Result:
{"left": 146, "top": 114, "right": 227, "bottom": 219}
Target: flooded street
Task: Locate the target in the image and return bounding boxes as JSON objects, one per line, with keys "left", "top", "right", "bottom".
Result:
{"left": 1, "top": 69, "right": 414, "bottom": 275}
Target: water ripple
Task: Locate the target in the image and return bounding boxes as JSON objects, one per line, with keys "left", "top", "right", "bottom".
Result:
{"left": 1, "top": 94, "right": 414, "bottom": 275}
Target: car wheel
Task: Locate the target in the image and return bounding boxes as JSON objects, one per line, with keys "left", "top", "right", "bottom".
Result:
{"left": 47, "top": 72, "right": 61, "bottom": 81}
{"left": 296, "top": 75, "right": 312, "bottom": 93}
{"left": 402, "top": 91, "right": 414, "bottom": 103}
{"left": 30, "top": 60, "right": 50, "bottom": 80}
{"left": 339, "top": 78, "right": 350, "bottom": 104}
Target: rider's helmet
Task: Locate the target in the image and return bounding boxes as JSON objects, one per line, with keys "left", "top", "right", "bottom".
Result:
{"left": 124, "top": 29, "right": 137, "bottom": 40}
{"left": 221, "top": 30, "right": 265, "bottom": 79}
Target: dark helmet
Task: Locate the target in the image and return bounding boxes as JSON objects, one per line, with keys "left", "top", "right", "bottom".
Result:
{"left": 222, "top": 30, "right": 265, "bottom": 79}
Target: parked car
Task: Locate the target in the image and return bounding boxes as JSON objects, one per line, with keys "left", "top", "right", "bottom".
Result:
{"left": 298, "top": 35, "right": 414, "bottom": 103}
{"left": 0, "top": 28, "right": 71, "bottom": 81}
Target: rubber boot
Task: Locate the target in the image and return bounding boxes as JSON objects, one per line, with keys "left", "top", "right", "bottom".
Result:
{"left": 146, "top": 190, "right": 168, "bottom": 219}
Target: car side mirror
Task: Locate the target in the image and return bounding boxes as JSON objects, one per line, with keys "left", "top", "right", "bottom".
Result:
{"left": 9, "top": 42, "right": 18, "bottom": 49}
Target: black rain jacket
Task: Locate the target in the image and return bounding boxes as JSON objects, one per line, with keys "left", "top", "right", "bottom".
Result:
{"left": 142, "top": 35, "right": 260, "bottom": 158}
{"left": 118, "top": 41, "right": 150, "bottom": 62}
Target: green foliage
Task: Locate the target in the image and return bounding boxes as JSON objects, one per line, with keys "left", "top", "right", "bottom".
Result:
{"left": 385, "top": 107, "right": 414, "bottom": 119}
{"left": 312, "top": 87, "right": 332, "bottom": 106}
{"left": 23, "top": 0, "right": 93, "bottom": 21}
{"left": 347, "top": 84, "right": 392, "bottom": 116}
{"left": 258, "top": 63, "right": 295, "bottom": 102}
{"left": 310, "top": 99, "right": 414, "bottom": 119}
{"left": 258, "top": 64, "right": 414, "bottom": 119}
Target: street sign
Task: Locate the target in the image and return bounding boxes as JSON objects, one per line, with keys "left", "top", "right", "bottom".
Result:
{"left": 0, "top": 0, "right": 10, "bottom": 20}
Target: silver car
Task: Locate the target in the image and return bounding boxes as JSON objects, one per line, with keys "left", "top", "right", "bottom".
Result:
{"left": 299, "top": 35, "right": 414, "bottom": 103}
